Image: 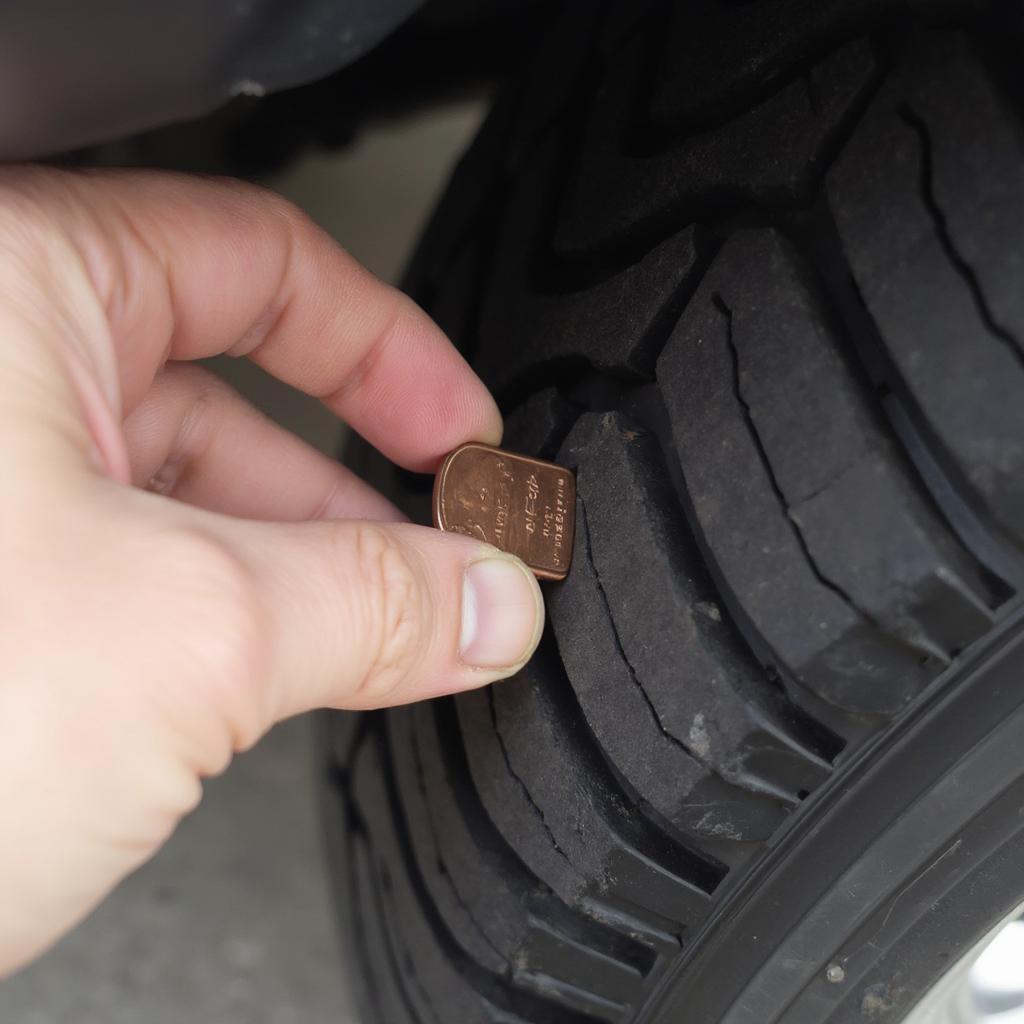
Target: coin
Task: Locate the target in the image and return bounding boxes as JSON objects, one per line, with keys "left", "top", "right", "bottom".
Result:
{"left": 433, "top": 443, "right": 576, "bottom": 580}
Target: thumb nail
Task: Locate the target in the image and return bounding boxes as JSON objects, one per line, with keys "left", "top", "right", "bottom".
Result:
{"left": 460, "top": 556, "right": 544, "bottom": 671}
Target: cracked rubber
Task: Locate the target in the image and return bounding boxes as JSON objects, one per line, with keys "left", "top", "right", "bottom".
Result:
{"left": 322, "top": 4, "right": 1024, "bottom": 1022}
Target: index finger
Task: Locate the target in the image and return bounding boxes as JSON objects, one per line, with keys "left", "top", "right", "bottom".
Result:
{"left": 13, "top": 168, "right": 502, "bottom": 472}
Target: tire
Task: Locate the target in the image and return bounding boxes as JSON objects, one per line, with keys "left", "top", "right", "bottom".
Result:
{"left": 319, "top": 3, "right": 1024, "bottom": 1021}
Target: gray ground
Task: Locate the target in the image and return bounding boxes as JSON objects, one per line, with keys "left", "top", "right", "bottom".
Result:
{"left": 0, "top": 99, "right": 483, "bottom": 1023}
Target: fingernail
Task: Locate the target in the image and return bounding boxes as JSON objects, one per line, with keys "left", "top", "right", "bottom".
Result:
{"left": 460, "top": 556, "right": 544, "bottom": 670}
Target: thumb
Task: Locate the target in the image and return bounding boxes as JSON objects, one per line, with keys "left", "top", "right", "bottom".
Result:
{"left": 208, "top": 516, "right": 546, "bottom": 716}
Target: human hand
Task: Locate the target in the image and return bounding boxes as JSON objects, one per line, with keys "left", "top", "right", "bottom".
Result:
{"left": 0, "top": 168, "right": 544, "bottom": 973}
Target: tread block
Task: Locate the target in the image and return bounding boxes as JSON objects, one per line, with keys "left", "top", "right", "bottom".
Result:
{"left": 828, "top": 30, "right": 1024, "bottom": 549}
{"left": 455, "top": 680, "right": 591, "bottom": 911}
{"left": 348, "top": 830, "right": 423, "bottom": 1024}
{"left": 505, "top": 1, "right": 604, "bottom": 172}
{"left": 553, "top": 36, "right": 879, "bottom": 258}
{"left": 351, "top": 745, "right": 493, "bottom": 1024}
{"left": 394, "top": 705, "right": 650, "bottom": 1017}
{"left": 455, "top": 659, "right": 715, "bottom": 933}
{"left": 352, "top": 739, "right": 572, "bottom": 1024}
{"left": 388, "top": 708, "right": 509, "bottom": 975}
{"left": 713, "top": 228, "right": 998, "bottom": 657}
{"left": 519, "top": 917, "right": 646, "bottom": 1010}
{"left": 403, "top": 92, "right": 517, "bottom": 303}
{"left": 657, "top": 231, "right": 939, "bottom": 714}
{"left": 554, "top": 412, "right": 834, "bottom": 812}
{"left": 649, "top": 0, "right": 887, "bottom": 134}
{"left": 489, "top": 670, "right": 713, "bottom": 926}
{"left": 475, "top": 135, "right": 702, "bottom": 392}
{"left": 401, "top": 705, "right": 526, "bottom": 961}
{"left": 550, "top": 486, "right": 786, "bottom": 844}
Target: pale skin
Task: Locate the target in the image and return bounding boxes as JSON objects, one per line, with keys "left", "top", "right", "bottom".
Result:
{"left": 0, "top": 168, "right": 545, "bottom": 974}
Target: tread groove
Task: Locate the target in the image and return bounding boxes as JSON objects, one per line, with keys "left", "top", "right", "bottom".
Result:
{"left": 341, "top": 808, "right": 390, "bottom": 1023}
{"left": 898, "top": 104, "right": 1024, "bottom": 371}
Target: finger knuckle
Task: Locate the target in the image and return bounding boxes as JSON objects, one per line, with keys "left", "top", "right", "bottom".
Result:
{"left": 353, "top": 525, "right": 429, "bottom": 704}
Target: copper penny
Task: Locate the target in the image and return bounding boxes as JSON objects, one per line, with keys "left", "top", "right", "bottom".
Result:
{"left": 433, "top": 443, "right": 576, "bottom": 580}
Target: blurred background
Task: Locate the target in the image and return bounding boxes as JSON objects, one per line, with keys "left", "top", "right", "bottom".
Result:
{"left": 0, "top": 95, "right": 485, "bottom": 1024}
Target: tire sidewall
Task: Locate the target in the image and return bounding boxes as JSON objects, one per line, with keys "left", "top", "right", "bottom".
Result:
{"left": 643, "top": 612, "right": 1024, "bottom": 1023}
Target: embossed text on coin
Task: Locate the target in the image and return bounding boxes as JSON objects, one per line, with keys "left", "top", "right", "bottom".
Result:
{"left": 433, "top": 443, "right": 576, "bottom": 580}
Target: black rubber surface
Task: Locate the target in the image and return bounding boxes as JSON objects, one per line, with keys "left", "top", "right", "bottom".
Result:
{"left": 322, "top": 3, "right": 1024, "bottom": 1021}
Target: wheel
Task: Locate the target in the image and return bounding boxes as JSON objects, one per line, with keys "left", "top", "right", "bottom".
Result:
{"left": 319, "top": 2, "right": 1024, "bottom": 1021}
